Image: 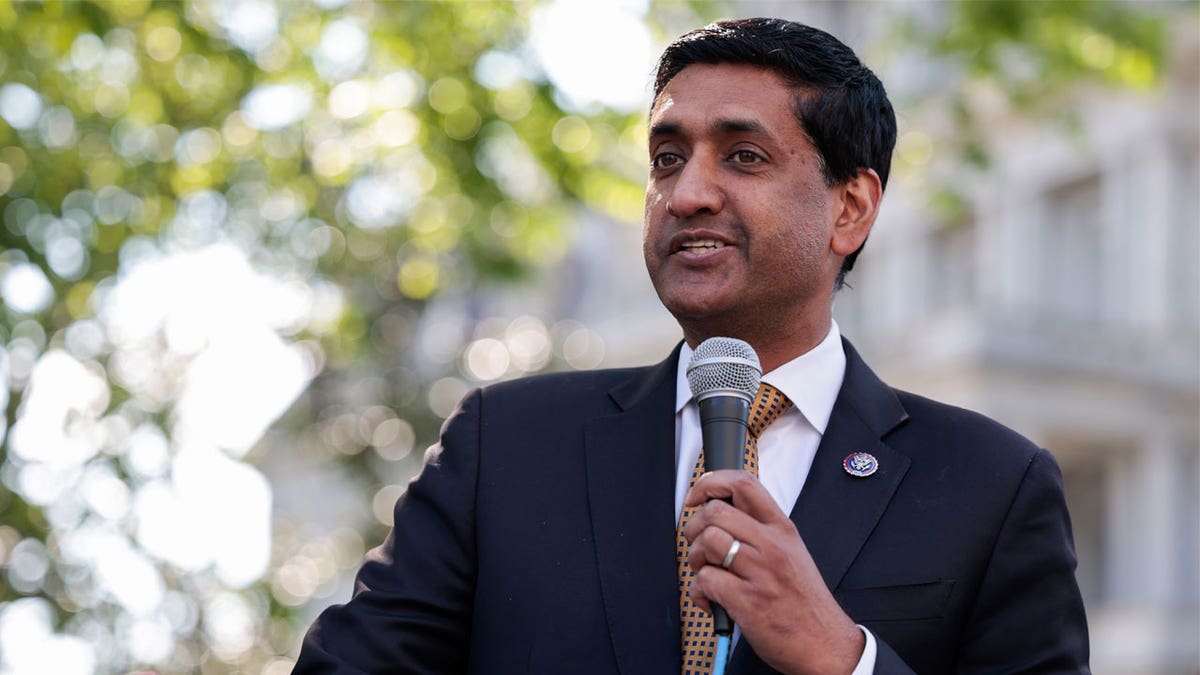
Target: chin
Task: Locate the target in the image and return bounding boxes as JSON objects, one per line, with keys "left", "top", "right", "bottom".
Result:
{"left": 667, "top": 304, "right": 744, "bottom": 339}
{"left": 664, "top": 295, "right": 731, "bottom": 321}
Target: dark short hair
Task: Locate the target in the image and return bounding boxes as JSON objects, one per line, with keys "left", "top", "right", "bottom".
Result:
{"left": 653, "top": 18, "right": 897, "bottom": 289}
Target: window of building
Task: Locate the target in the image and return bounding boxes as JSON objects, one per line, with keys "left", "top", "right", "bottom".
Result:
{"left": 926, "top": 220, "right": 976, "bottom": 310}
{"left": 1061, "top": 456, "right": 1109, "bottom": 608}
{"left": 1039, "top": 174, "right": 1105, "bottom": 324}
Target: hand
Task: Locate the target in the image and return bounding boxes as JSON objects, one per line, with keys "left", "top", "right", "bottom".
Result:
{"left": 683, "top": 469, "right": 865, "bottom": 675}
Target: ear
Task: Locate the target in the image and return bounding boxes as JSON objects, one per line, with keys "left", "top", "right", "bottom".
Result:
{"left": 830, "top": 168, "right": 882, "bottom": 257}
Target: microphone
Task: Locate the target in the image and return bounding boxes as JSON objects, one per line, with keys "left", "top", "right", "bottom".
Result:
{"left": 686, "top": 337, "right": 762, "bottom": 637}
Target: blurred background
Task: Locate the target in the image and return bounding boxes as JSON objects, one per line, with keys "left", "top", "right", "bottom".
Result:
{"left": 0, "top": 0, "right": 1195, "bottom": 673}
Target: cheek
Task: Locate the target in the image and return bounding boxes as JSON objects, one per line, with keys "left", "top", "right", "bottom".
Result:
{"left": 641, "top": 232, "right": 656, "bottom": 274}
{"left": 751, "top": 213, "right": 829, "bottom": 282}
{"left": 641, "top": 222, "right": 662, "bottom": 278}
{"left": 643, "top": 187, "right": 663, "bottom": 226}
{"left": 643, "top": 191, "right": 669, "bottom": 255}
{"left": 645, "top": 188, "right": 666, "bottom": 211}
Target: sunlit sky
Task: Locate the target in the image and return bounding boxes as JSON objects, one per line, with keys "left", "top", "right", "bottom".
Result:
{"left": 530, "top": 0, "right": 654, "bottom": 111}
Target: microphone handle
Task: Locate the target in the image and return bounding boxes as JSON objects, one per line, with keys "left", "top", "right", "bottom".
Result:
{"left": 697, "top": 396, "right": 751, "bottom": 637}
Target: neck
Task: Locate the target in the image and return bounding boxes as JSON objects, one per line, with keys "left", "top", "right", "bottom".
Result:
{"left": 681, "top": 308, "right": 832, "bottom": 374}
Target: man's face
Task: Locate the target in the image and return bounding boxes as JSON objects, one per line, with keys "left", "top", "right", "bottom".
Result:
{"left": 643, "top": 63, "right": 843, "bottom": 344}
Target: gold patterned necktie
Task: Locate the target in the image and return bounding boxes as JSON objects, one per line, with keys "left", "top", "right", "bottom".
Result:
{"left": 676, "top": 382, "right": 794, "bottom": 675}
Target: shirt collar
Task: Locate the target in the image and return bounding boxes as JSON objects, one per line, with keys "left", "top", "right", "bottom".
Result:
{"left": 674, "top": 320, "right": 846, "bottom": 435}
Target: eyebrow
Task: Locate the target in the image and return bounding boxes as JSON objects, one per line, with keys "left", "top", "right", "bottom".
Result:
{"left": 648, "top": 117, "right": 776, "bottom": 143}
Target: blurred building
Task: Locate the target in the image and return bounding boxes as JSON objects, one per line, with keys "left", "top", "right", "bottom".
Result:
{"left": 835, "top": 27, "right": 1200, "bottom": 675}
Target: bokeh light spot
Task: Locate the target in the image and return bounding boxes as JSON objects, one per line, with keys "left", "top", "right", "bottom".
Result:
{"left": 314, "top": 19, "right": 368, "bottom": 80}
{"left": 241, "top": 84, "right": 312, "bottom": 130}
{"left": 493, "top": 84, "right": 533, "bottom": 122}
{"left": 372, "top": 484, "right": 406, "bottom": 526}
{"left": 552, "top": 115, "right": 592, "bottom": 153}
{"left": 427, "top": 377, "right": 469, "bottom": 418}
{"left": 429, "top": 77, "right": 468, "bottom": 114}
{"left": 145, "top": 25, "right": 182, "bottom": 62}
{"left": 475, "top": 50, "right": 527, "bottom": 90}
{"left": 0, "top": 83, "right": 42, "bottom": 130}
{"left": 464, "top": 337, "right": 510, "bottom": 381}
{"left": 374, "top": 70, "right": 421, "bottom": 109}
{"left": 1, "top": 263, "right": 54, "bottom": 313}
{"left": 398, "top": 256, "right": 439, "bottom": 299}
{"left": 329, "top": 80, "right": 371, "bottom": 120}
{"left": 898, "top": 130, "right": 934, "bottom": 167}
{"left": 444, "top": 106, "right": 482, "bottom": 140}
{"left": 375, "top": 109, "right": 420, "bottom": 147}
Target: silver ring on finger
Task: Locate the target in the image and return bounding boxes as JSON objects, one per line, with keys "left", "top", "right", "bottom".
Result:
{"left": 721, "top": 538, "right": 741, "bottom": 569}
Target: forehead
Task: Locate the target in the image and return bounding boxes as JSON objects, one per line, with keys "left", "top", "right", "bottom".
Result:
{"left": 649, "top": 63, "right": 799, "bottom": 134}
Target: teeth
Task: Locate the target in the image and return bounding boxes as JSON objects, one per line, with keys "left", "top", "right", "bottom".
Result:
{"left": 680, "top": 239, "right": 725, "bottom": 250}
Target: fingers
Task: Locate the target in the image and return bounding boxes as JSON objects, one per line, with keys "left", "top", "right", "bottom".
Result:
{"left": 686, "top": 492, "right": 758, "bottom": 542}
{"left": 678, "top": 470, "right": 864, "bottom": 673}
{"left": 689, "top": 559, "right": 745, "bottom": 615}
{"left": 682, "top": 471, "right": 793, "bottom": 546}
{"left": 680, "top": 470, "right": 798, "bottom": 617}
{"left": 688, "top": 521, "right": 755, "bottom": 574}
{"left": 685, "top": 528, "right": 744, "bottom": 615}
{"left": 683, "top": 469, "right": 791, "bottom": 527}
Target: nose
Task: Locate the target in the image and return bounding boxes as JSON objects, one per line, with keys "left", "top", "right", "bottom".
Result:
{"left": 666, "top": 156, "right": 724, "bottom": 218}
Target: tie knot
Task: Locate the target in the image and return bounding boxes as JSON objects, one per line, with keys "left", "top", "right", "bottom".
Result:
{"left": 748, "top": 382, "right": 792, "bottom": 438}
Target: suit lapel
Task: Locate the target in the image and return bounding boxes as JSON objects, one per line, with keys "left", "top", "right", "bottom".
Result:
{"left": 585, "top": 346, "right": 682, "bottom": 674}
{"left": 789, "top": 344, "right": 910, "bottom": 591}
{"left": 730, "top": 339, "right": 910, "bottom": 674}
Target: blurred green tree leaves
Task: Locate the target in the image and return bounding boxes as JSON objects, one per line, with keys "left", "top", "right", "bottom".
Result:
{"left": 0, "top": 1, "right": 658, "bottom": 671}
{"left": 899, "top": 0, "right": 1172, "bottom": 164}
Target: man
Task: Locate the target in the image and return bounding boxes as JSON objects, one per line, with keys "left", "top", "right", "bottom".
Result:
{"left": 296, "top": 18, "right": 1089, "bottom": 674}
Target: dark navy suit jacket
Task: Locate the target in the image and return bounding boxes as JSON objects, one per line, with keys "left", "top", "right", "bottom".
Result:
{"left": 295, "top": 340, "right": 1089, "bottom": 673}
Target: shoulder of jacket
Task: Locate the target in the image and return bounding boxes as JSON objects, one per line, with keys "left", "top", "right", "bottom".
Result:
{"left": 890, "top": 388, "right": 1042, "bottom": 464}
{"left": 472, "top": 365, "right": 653, "bottom": 408}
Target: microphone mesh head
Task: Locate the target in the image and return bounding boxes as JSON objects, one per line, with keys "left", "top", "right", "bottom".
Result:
{"left": 686, "top": 337, "right": 762, "bottom": 402}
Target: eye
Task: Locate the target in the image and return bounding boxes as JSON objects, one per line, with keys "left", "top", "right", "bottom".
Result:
{"left": 651, "top": 152, "right": 684, "bottom": 170}
{"left": 730, "top": 149, "right": 764, "bottom": 165}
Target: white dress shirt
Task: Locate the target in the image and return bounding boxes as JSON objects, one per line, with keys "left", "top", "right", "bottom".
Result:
{"left": 671, "top": 320, "right": 876, "bottom": 673}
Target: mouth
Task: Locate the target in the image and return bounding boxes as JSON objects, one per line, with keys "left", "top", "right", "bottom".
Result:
{"left": 669, "top": 230, "right": 735, "bottom": 256}
{"left": 678, "top": 239, "right": 726, "bottom": 254}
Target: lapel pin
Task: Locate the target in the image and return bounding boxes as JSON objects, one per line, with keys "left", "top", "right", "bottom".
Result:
{"left": 843, "top": 452, "right": 878, "bottom": 478}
